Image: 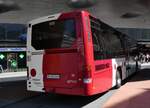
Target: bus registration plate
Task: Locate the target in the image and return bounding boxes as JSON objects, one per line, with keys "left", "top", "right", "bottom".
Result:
{"left": 47, "top": 74, "right": 60, "bottom": 79}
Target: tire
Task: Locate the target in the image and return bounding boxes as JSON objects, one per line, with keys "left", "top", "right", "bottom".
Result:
{"left": 115, "top": 71, "right": 122, "bottom": 89}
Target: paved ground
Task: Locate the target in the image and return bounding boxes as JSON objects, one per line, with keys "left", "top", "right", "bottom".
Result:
{"left": 0, "top": 81, "right": 38, "bottom": 108}
{"left": 0, "top": 68, "right": 150, "bottom": 108}
{"left": 103, "top": 68, "right": 150, "bottom": 108}
{"left": 0, "top": 81, "right": 116, "bottom": 108}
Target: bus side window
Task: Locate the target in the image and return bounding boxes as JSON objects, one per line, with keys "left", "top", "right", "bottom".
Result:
{"left": 93, "top": 33, "right": 100, "bottom": 51}
{"left": 90, "top": 17, "right": 105, "bottom": 60}
{"left": 92, "top": 31, "right": 105, "bottom": 60}
{"left": 102, "top": 29, "right": 124, "bottom": 58}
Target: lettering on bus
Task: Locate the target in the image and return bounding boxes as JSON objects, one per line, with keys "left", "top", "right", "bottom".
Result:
{"left": 95, "top": 63, "right": 110, "bottom": 71}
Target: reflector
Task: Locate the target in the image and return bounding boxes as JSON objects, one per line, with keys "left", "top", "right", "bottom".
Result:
{"left": 31, "top": 68, "right": 36, "bottom": 77}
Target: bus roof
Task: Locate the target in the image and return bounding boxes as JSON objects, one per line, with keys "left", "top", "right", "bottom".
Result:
{"left": 28, "top": 10, "right": 91, "bottom": 26}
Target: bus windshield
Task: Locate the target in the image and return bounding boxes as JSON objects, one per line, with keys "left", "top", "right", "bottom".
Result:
{"left": 32, "top": 19, "right": 76, "bottom": 50}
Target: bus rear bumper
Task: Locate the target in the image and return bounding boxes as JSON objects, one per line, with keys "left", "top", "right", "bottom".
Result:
{"left": 45, "top": 87, "right": 86, "bottom": 96}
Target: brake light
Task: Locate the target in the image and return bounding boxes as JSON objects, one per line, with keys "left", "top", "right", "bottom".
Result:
{"left": 30, "top": 68, "right": 36, "bottom": 77}
{"left": 86, "top": 65, "right": 92, "bottom": 72}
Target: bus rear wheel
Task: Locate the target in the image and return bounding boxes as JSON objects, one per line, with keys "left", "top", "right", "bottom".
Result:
{"left": 115, "top": 71, "right": 122, "bottom": 88}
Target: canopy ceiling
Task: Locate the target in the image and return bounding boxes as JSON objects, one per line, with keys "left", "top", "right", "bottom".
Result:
{"left": 0, "top": 0, "right": 150, "bottom": 28}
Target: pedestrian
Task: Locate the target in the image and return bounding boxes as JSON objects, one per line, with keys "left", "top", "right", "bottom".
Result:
{"left": 146, "top": 53, "right": 150, "bottom": 63}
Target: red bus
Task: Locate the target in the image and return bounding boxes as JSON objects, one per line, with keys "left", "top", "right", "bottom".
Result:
{"left": 27, "top": 11, "right": 138, "bottom": 96}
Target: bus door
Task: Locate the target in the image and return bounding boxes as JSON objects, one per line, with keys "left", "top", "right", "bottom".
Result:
{"left": 126, "top": 52, "right": 136, "bottom": 76}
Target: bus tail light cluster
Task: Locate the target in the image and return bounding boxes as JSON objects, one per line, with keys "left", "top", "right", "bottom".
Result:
{"left": 85, "top": 65, "right": 92, "bottom": 72}
{"left": 84, "top": 65, "right": 92, "bottom": 76}
{"left": 30, "top": 68, "right": 36, "bottom": 77}
{"left": 83, "top": 65, "right": 92, "bottom": 84}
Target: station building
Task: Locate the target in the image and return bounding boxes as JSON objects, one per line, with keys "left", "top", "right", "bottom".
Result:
{"left": 0, "top": 0, "right": 150, "bottom": 73}
{"left": 0, "top": 23, "right": 26, "bottom": 73}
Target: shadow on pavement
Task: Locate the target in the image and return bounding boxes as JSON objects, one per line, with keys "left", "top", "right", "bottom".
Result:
{"left": 103, "top": 89, "right": 150, "bottom": 108}
{"left": 129, "top": 69, "right": 150, "bottom": 82}
{"left": 103, "top": 68, "right": 150, "bottom": 108}
{"left": 17, "top": 92, "right": 106, "bottom": 108}
{"left": 0, "top": 81, "right": 38, "bottom": 102}
{"left": 0, "top": 80, "right": 108, "bottom": 108}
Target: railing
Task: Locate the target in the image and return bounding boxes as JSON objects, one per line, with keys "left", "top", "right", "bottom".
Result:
{"left": 6, "top": 68, "right": 27, "bottom": 72}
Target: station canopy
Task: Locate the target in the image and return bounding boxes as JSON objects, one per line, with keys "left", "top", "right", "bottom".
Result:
{"left": 0, "top": 0, "right": 150, "bottom": 28}
{"left": 137, "top": 40, "right": 150, "bottom": 52}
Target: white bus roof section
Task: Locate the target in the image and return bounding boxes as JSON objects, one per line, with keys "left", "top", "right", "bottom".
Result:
{"left": 29, "top": 13, "right": 61, "bottom": 25}
{"left": 0, "top": 0, "right": 150, "bottom": 28}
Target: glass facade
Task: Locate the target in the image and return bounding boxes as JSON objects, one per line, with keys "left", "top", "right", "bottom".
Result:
{"left": 0, "top": 50, "right": 26, "bottom": 72}
{"left": 0, "top": 23, "right": 26, "bottom": 41}
{"left": 116, "top": 28, "right": 150, "bottom": 41}
{"left": 0, "top": 23, "right": 26, "bottom": 73}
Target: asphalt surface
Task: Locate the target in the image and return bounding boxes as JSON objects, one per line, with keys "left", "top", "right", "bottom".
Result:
{"left": 0, "top": 81, "right": 38, "bottom": 108}
{"left": 1, "top": 91, "right": 116, "bottom": 108}
{"left": 0, "top": 66, "right": 150, "bottom": 108}
{"left": 0, "top": 81, "right": 116, "bottom": 108}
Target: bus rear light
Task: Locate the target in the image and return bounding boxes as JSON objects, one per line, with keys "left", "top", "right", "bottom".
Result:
{"left": 86, "top": 65, "right": 92, "bottom": 72}
{"left": 83, "top": 78, "right": 92, "bottom": 84}
{"left": 30, "top": 68, "right": 36, "bottom": 77}
{"left": 83, "top": 65, "right": 91, "bottom": 72}
{"left": 83, "top": 65, "right": 92, "bottom": 79}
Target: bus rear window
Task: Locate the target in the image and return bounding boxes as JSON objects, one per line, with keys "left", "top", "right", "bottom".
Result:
{"left": 31, "top": 19, "right": 76, "bottom": 50}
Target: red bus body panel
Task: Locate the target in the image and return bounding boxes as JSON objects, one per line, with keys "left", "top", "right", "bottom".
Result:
{"left": 40, "top": 11, "right": 113, "bottom": 96}
{"left": 92, "top": 60, "right": 112, "bottom": 94}
{"left": 43, "top": 51, "right": 84, "bottom": 94}
{"left": 80, "top": 12, "right": 113, "bottom": 95}
{"left": 42, "top": 11, "right": 85, "bottom": 95}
